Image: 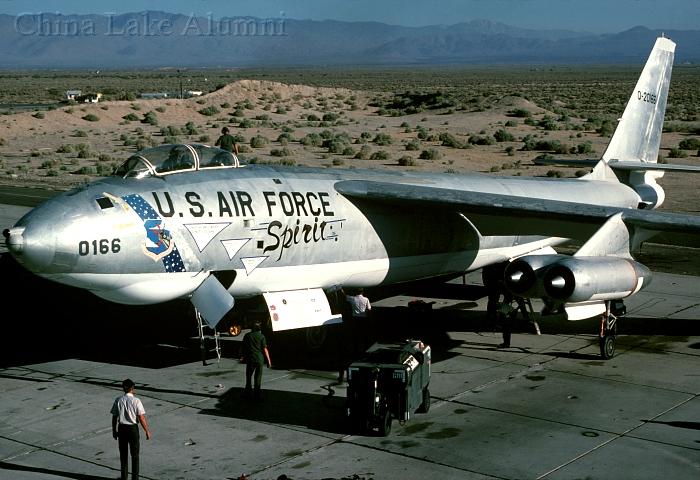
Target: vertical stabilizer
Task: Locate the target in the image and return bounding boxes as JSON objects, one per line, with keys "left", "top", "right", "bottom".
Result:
{"left": 603, "top": 37, "right": 675, "bottom": 164}
{"left": 594, "top": 37, "right": 676, "bottom": 209}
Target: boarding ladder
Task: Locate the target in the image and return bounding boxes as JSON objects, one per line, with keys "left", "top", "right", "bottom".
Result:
{"left": 196, "top": 308, "right": 221, "bottom": 366}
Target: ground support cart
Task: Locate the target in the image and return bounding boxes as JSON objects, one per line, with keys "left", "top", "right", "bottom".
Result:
{"left": 346, "top": 340, "right": 431, "bottom": 436}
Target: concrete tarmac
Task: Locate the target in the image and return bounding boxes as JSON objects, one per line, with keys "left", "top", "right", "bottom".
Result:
{"left": 1, "top": 194, "right": 699, "bottom": 480}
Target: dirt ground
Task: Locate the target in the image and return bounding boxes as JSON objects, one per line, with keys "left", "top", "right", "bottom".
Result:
{"left": 0, "top": 78, "right": 696, "bottom": 208}
{"left": 0, "top": 78, "right": 697, "bottom": 212}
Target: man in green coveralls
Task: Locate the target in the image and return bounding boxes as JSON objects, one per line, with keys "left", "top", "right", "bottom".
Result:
{"left": 241, "top": 321, "right": 272, "bottom": 401}
{"left": 215, "top": 126, "right": 239, "bottom": 155}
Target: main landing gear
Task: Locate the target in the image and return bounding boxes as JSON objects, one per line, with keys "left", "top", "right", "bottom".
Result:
{"left": 598, "top": 300, "right": 622, "bottom": 360}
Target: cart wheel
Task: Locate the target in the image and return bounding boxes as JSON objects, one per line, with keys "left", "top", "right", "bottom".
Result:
{"left": 229, "top": 324, "right": 242, "bottom": 336}
{"left": 378, "top": 411, "right": 392, "bottom": 437}
{"left": 417, "top": 387, "right": 430, "bottom": 413}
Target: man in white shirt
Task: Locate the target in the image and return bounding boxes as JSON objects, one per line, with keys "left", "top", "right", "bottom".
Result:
{"left": 346, "top": 287, "right": 371, "bottom": 318}
{"left": 346, "top": 288, "right": 372, "bottom": 356}
{"left": 111, "top": 379, "right": 152, "bottom": 480}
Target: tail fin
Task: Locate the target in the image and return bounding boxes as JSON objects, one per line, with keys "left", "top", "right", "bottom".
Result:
{"left": 603, "top": 36, "right": 675, "bottom": 164}
{"left": 590, "top": 37, "right": 675, "bottom": 208}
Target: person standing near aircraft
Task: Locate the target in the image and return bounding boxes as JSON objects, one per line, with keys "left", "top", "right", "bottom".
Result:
{"left": 215, "top": 126, "right": 239, "bottom": 155}
{"left": 241, "top": 321, "right": 272, "bottom": 401}
{"left": 346, "top": 287, "right": 372, "bottom": 319}
{"left": 346, "top": 288, "right": 372, "bottom": 354}
{"left": 111, "top": 379, "right": 152, "bottom": 480}
{"left": 497, "top": 294, "right": 515, "bottom": 348}
{"left": 483, "top": 263, "right": 511, "bottom": 347}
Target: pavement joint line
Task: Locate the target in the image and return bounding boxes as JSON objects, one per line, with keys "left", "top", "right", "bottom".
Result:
{"left": 430, "top": 343, "right": 700, "bottom": 445}
{"left": 249, "top": 436, "right": 350, "bottom": 477}
{"left": 267, "top": 371, "right": 295, "bottom": 383}
{"left": 0, "top": 433, "right": 148, "bottom": 479}
{"left": 485, "top": 332, "right": 700, "bottom": 396}
{"left": 434, "top": 335, "right": 585, "bottom": 401}
{"left": 282, "top": 369, "right": 339, "bottom": 382}
{"left": 666, "top": 302, "right": 700, "bottom": 317}
{"left": 535, "top": 393, "right": 700, "bottom": 479}
{"left": 337, "top": 438, "right": 507, "bottom": 480}
{"left": 5, "top": 366, "right": 233, "bottom": 423}
{"left": 506, "top": 339, "right": 700, "bottom": 397}
{"left": 444, "top": 362, "right": 547, "bottom": 403}
{"left": 449, "top": 332, "right": 580, "bottom": 368}
{"left": 443, "top": 391, "right": 698, "bottom": 451}
{"left": 626, "top": 298, "right": 666, "bottom": 314}
{"left": 630, "top": 344, "right": 700, "bottom": 359}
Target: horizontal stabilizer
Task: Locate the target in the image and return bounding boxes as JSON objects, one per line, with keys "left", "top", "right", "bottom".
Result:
{"left": 608, "top": 160, "right": 700, "bottom": 173}
{"left": 533, "top": 158, "right": 700, "bottom": 174}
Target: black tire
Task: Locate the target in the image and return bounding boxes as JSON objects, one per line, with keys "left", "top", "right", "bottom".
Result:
{"left": 416, "top": 387, "right": 430, "bottom": 413}
{"left": 600, "top": 335, "right": 615, "bottom": 359}
{"left": 378, "top": 410, "right": 392, "bottom": 437}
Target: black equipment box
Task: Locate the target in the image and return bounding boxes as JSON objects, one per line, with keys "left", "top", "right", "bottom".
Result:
{"left": 346, "top": 340, "right": 431, "bottom": 436}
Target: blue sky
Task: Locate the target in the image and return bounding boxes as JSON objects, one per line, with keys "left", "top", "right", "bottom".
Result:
{"left": 2, "top": 0, "right": 699, "bottom": 33}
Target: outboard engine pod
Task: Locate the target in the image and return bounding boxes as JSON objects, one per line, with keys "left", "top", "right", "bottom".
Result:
{"left": 543, "top": 256, "right": 652, "bottom": 303}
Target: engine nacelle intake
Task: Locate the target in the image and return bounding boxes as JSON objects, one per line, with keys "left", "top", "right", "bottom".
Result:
{"left": 503, "top": 254, "right": 567, "bottom": 298}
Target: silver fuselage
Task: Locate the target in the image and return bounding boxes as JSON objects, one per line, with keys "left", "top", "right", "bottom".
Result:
{"left": 8, "top": 164, "right": 640, "bottom": 305}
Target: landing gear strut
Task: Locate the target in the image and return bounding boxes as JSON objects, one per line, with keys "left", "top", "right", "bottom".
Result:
{"left": 598, "top": 300, "right": 618, "bottom": 360}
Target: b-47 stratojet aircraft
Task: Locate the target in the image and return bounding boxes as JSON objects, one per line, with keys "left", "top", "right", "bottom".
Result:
{"left": 4, "top": 37, "right": 700, "bottom": 359}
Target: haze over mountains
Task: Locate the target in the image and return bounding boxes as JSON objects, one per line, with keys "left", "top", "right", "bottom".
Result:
{"left": 1, "top": 11, "right": 699, "bottom": 68}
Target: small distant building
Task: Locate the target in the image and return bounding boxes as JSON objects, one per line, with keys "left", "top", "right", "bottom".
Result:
{"left": 141, "top": 92, "right": 169, "bottom": 99}
{"left": 66, "top": 90, "right": 82, "bottom": 101}
{"left": 76, "top": 93, "right": 102, "bottom": 103}
{"left": 185, "top": 90, "right": 203, "bottom": 98}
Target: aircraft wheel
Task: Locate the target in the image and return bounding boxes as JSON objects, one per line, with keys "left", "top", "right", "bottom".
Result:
{"left": 417, "top": 387, "right": 430, "bottom": 413}
{"left": 600, "top": 335, "right": 616, "bottom": 360}
{"left": 378, "top": 410, "right": 392, "bottom": 437}
{"left": 229, "top": 324, "right": 242, "bottom": 336}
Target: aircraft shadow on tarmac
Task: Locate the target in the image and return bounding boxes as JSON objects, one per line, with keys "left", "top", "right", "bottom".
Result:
{"left": 0, "top": 461, "right": 114, "bottom": 480}
{"left": 199, "top": 385, "right": 350, "bottom": 435}
{"left": 3, "top": 252, "right": 698, "bottom": 369}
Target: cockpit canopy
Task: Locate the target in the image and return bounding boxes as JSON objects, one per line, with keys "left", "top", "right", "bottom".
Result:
{"left": 113, "top": 144, "right": 241, "bottom": 179}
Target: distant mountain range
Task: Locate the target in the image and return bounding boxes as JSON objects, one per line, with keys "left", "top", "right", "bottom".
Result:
{"left": 1, "top": 11, "right": 699, "bottom": 68}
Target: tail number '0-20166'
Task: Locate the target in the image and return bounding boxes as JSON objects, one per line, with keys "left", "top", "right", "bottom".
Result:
{"left": 78, "top": 239, "right": 121, "bottom": 256}
{"left": 638, "top": 90, "right": 657, "bottom": 104}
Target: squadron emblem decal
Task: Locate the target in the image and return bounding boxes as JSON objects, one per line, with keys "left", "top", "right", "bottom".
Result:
{"left": 143, "top": 218, "right": 175, "bottom": 260}
{"left": 118, "top": 193, "right": 186, "bottom": 272}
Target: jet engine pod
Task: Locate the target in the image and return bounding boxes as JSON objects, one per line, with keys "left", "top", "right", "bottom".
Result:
{"left": 542, "top": 256, "right": 652, "bottom": 303}
{"left": 503, "top": 254, "right": 567, "bottom": 298}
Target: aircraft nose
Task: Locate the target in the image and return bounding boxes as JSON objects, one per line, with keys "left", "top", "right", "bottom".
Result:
{"left": 6, "top": 209, "right": 58, "bottom": 273}
{"left": 4, "top": 226, "right": 26, "bottom": 254}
